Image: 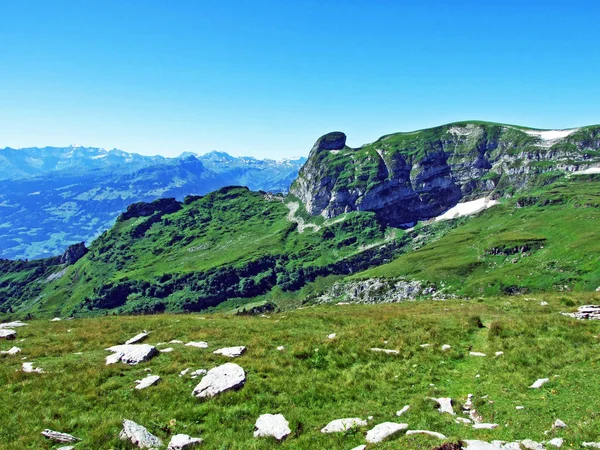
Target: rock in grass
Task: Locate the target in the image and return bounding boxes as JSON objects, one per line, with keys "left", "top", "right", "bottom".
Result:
{"left": 442, "top": 344, "right": 451, "bottom": 351}
{"left": 552, "top": 419, "right": 567, "bottom": 429}
{"left": 521, "top": 439, "right": 545, "bottom": 450}
{"left": 350, "top": 446, "right": 366, "bottom": 450}
{"left": 51, "top": 317, "right": 62, "bottom": 322}
{"left": 463, "top": 440, "right": 519, "bottom": 449}
{"left": 430, "top": 397, "right": 455, "bottom": 415}
{"left": 328, "top": 333, "right": 336, "bottom": 339}
{"left": 160, "top": 347, "right": 174, "bottom": 353}
{"left": 167, "top": 433, "right": 203, "bottom": 449}
{"left": 253, "top": 414, "right": 291, "bottom": 440}
{"left": 548, "top": 438, "right": 564, "bottom": 448}
{"left": 530, "top": 378, "right": 549, "bottom": 389}
{"left": 470, "top": 351, "right": 486, "bottom": 357}
{"left": 583, "top": 443, "right": 600, "bottom": 448}
{"left": 22, "top": 362, "right": 44, "bottom": 373}
{"left": 0, "top": 321, "right": 27, "bottom": 329}
{"left": 396, "top": 405, "right": 410, "bottom": 416}
{"left": 1, "top": 346, "right": 21, "bottom": 355}
{"left": 406, "top": 430, "right": 446, "bottom": 439}
{"left": 472, "top": 423, "right": 498, "bottom": 429}
{"left": 320, "top": 418, "right": 367, "bottom": 433}
{"left": 192, "top": 363, "right": 245, "bottom": 398}
{"left": 135, "top": 375, "right": 161, "bottom": 390}
{"left": 213, "top": 346, "right": 246, "bottom": 358}
{"left": 365, "top": 422, "right": 408, "bottom": 444}
{"left": 125, "top": 332, "right": 148, "bottom": 345}
{"left": 120, "top": 420, "right": 163, "bottom": 449}
{"left": 185, "top": 341, "right": 209, "bottom": 349}
{"left": 41, "top": 429, "right": 80, "bottom": 443}
{"left": 370, "top": 348, "right": 399, "bottom": 355}
{"left": 105, "top": 344, "right": 157, "bottom": 365}
{"left": 56, "top": 446, "right": 75, "bottom": 450}
{"left": 0, "top": 329, "right": 17, "bottom": 340}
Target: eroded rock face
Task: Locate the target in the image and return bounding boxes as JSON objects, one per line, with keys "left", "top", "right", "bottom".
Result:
{"left": 59, "top": 242, "right": 88, "bottom": 265}
{"left": 105, "top": 344, "right": 157, "bottom": 365}
{"left": 192, "top": 363, "right": 246, "bottom": 398}
{"left": 253, "top": 414, "right": 291, "bottom": 440}
{"left": 119, "top": 420, "right": 163, "bottom": 449}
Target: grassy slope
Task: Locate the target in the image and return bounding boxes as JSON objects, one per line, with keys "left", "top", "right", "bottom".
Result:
{"left": 1, "top": 293, "right": 600, "bottom": 449}
{"left": 355, "top": 175, "right": 600, "bottom": 295}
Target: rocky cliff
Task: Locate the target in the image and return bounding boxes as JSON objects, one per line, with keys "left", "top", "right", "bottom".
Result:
{"left": 290, "top": 122, "right": 600, "bottom": 226}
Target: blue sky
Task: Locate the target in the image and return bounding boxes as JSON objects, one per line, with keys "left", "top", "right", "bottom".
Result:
{"left": 1, "top": 0, "right": 599, "bottom": 159}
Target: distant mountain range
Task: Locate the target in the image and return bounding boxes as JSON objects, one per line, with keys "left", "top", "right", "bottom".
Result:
{"left": 0, "top": 146, "right": 306, "bottom": 260}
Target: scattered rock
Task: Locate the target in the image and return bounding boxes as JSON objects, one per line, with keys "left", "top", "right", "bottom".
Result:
{"left": 57, "top": 446, "right": 75, "bottom": 450}
{"left": 41, "top": 429, "right": 80, "bottom": 443}
{"left": 516, "top": 406, "right": 525, "bottom": 410}
{"left": 1, "top": 346, "right": 21, "bottom": 355}
{"left": 213, "top": 346, "right": 246, "bottom": 358}
{"left": 456, "top": 417, "right": 472, "bottom": 424}
{"left": 51, "top": 318, "right": 62, "bottom": 322}
{"left": 160, "top": 347, "right": 174, "bottom": 353}
{"left": 328, "top": 333, "right": 336, "bottom": 339}
{"left": 442, "top": 344, "right": 452, "bottom": 351}
{"left": 169, "top": 340, "right": 184, "bottom": 344}
{"left": 473, "top": 423, "right": 498, "bottom": 429}
{"left": 547, "top": 438, "right": 563, "bottom": 448}
{"left": 371, "top": 348, "right": 399, "bottom": 355}
{"left": 253, "top": 414, "right": 291, "bottom": 440}
{"left": 350, "top": 446, "right": 366, "bottom": 450}
{"left": 277, "top": 346, "right": 285, "bottom": 351}
{"left": 105, "top": 344, "right": 157, "bottom": 365}
{"left": 396, "top": 405, "right": 410, "bottom": 416}
{"left": 583, "top": 443, "right": 600, "bottom": 448}
{"left": 179, "top": 368, "right": 190, "bottom": 377}
{"left": 552, "top": 419, "right": 567, "bottom": 429}
{"left": 22, "top": 362, "right": 44, "bottom": 373}
{"left": 562, "top": 305, "right": 600, "bottom": 321}
{"left": 430, "top": 397, "right": 455, "bottom": 415}
{"left": 540, "top": 301, "right": 549, "bottom": 306}
{"left": 135, "top": 375, "right": 161, "bottom": 390}
{"left": 0, "top": 321, "right": 27, "bottom": 329}
{"left": 0, "top": 329, "right": 17, "bottom": 340}
{"left": 470, "top": 352, "right": 486, "bottom": 357}
{"left": 406, "top": 430, "right": 446, "bottom": 439}
{"left": 495, "top": 351, "right": 504, "bottom": 357}
{"left": 185, "top": 341, "right": 209, "bottom": 349}
{"left": 321, "top": 418, "right": 367, "bottom": 433}
{"left": 366, "top": 422, "right": 408, "bottom": 444}
{"left": 167, "top": 433, "right": 203, "bottom": 450}
{"left": 120, "top": 419, "right": 163, "bottom": 449}
{"left": 530, "top": 378, "right": 549, "bottom": 389}
{"left": 192, "top": 363, "right": 246, "bottom": 398}
{"left": 521, "top": 439, "right": 545, "bottom": 450}
{"left": 125, "top": 332, "right": 148, "bottom": 345}
{"left": 420, "top": 343, "right": 431, "bottom": 348}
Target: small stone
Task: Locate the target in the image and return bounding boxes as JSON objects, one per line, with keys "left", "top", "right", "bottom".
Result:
{"left": 583, "top": 443, "right": 600, "bottom": 448}
{"left": 160, "top": 347, "right": 174, "bottom": 353}
{"left": 120, "top": 420, "right": 163, "bottom": 449}
{"left": 521, "top": 439, "right": 545, "bottom": 450}
{"left": 516, "top": 406, "right": 525, "bottom": 410}
{"left": 540, "top": 301, "right": 549, "bottom": 306}
{"left": 22, "top": 362, "right": 44, "bottom": 373}
{"left": 253, "top": 414, "right": 291, "bottom": 440}
{"left": 191, "top": 369, "right": 207, "bottom": 377}
{"left": 548, "top": 438, "right": 564, "bottom": 448}
{"left": 192, "top": 363, "right": 246, "bottom": 398}
{"left": 495, "top": 351, "right": 504, "bottom": 357}
{"left": 57, "top": 447, "right": 75, "bottom": 450}
{"left": 213, "top": 346, "right": 246, "bottom": 358}
{"left": 1, "top": 346, "right": 21, "bottom": 355}
{"left": 277, "top": 346, "right": 285, "bottom": 351}
{"left": 0, "top": 329, "right": 17, "bottom": 340}
{"left": 456, "top": 417, "right": 472, "bottom": 424}
{"left": 0, "top": 321, "right": 27, "bottom": 329}
{"left": 365, "top": 422, "right": 408, "bottom": 444}
{"left": 51, "top": 317, "right": 62, "bottom": 322}
{"left": 185, "top": 341, "right": 209, "bottom": 349}
{"left": 135, "top": 375, "right": 161, "bottom": 390}
{"left": 167, "top": 433, "right": 203, "bottom": 450}
{"left": 472, "top": 423, "right": 498, "bottom": 429}
{"left": 552, "top": 419, "right": 567, "bottom": 428}
{"left": 321, "top": 418, "right": 367, "bottom": 433}
{"left": 41, "top": 429, "right": 80, "bottom": 443}
{"left": 180, "top": 368, "right": 190, "bottom": 376}
{"left": 406, "top": 430, "right": 446, "bottom": 439}
{"left": 430, "top": 397, "right": 455, "bottom": 415}
{"left": 370, "top": 348, "right": 399, "bottom": 354}
{"left": 125, "top": 332, "right": 148, "bottom": 345}
{"left": 470, "top": 351, "right": 486, "bottom": 357}
{"left": 350, "top": 446, "right": 366, "bottom": 450}
{"left": 420, "top": 343, "right": 431, "bottom": 348}
{"left": 396, "top": 405, "right": 410, "bottom": 416}
{"left": 442, "top": 344, "right": 451, "bottom": 351}
{"left": 530, "top": 378, "right": 550, "bottom": 389}
{"left": 169, "top": 340, "right": 184, "bottom": 344}
{"left": 328, "top": 333, "right": 336, "bottom": 339}
{"left": 105, "top": 344, "right": 157, "bottom": 365}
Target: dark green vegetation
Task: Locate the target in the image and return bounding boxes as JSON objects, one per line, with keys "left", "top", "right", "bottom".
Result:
{"left": 1, "top": 294, "right": 599, "bottom": 449}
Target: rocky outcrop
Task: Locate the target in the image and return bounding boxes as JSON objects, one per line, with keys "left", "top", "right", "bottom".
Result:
{"left": 59, "top": 242, "right": 88, "bottom": 265}
{"left": 118, "top": 198, "right": 182, "bottom": 222}
{"left": 290, "top": 123, "right": 600, "bottom": 227}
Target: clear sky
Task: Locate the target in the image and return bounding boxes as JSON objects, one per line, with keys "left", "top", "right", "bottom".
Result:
{"left": 1, "top": 0, "right": 599, "bottom": 159}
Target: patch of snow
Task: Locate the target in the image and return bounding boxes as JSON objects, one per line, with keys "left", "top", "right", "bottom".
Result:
{"left": 436, "top": 197, "right": 499, "bottom": 222}
{"left": 572, "top": 166, "right": 600, "bottom": 175}
{"left": 524, "top": 128, "right": 578, "bottom": 147}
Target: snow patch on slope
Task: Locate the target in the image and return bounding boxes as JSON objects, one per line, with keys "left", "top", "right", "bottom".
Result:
{"left": 572, "top": 166, "right": 600, "bottom": 175}
{"left": 436, "top": 197, "right": 499, "bottom": 222}
{"left": 523, "top": 128, "right": 578, "bottom": 147}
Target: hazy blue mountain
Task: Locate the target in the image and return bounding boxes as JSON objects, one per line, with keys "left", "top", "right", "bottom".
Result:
{"left": 0, "top": 147, "right": 306, "bottom": 260}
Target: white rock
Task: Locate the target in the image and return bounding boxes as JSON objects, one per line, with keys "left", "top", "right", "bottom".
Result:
{"left": 396, "top": 405, "right": 410, "bottom": 416}
{"left": 213, "top": 346, "right": 246, "bottom": 358}
{"left": 321, "top": 418, "right": 367, "bottom": 433}
{"left": 41, "top": 429, "right": 80, "bottom": 443}
{"left": 135, "top": 375, "right": 161, "bottom": 390}
{"left": 365, "top": 422, "right": 408, "bottom": 444}
{"left": 530, "top": 378, "right": 550, "bottom": 389}
{"left": 1, "top": 346, "right": 21, "bottom": 355}
{"left": 277, "top": 346, "right": 285, "bottom": 351}
{"left": 120, "top": 420, "right": 163, "bottom": 449}
{"left": 253, "top": 413, "right": 291, "bottom": 440}
{"left": 370, "top": 348, "right": 399, "bottom": 354}
{"left": 552, "top": 419, "right": 567, "bottom": 428}
{"left": 463, "top": 440, "right": 521, "bottom": 449}
{"left": 540, "top": 301, "right": 549, "bottom": 306}
{"left": 0, "top": 321, "right": 27, "bottom": 329}
{"left": 456, "top": 417, "right": 473, "bottom": 424}
{"left": 548, "top": 438, "right": 564, "bottom": 448}
{"left": 521, "top": 439, "right": 545, "bottom": 450}
{"left": 167, "top": 433, "right": 203, "bottom": 449}
{"left": 470, "top": 351, "right": 486, "bottom": 357}
{"left": 0, "top": 329, "right": 17, "bottom": 340}
{"left": 192, "top": 363, "right": 246, "bottom": 398}
{"left": 328, "top": 333, "right": 336, "bottom": 339}
{"left": 350, "top": 446, "right": 366, "bottom": 450}
{"left": 169, "top": 340, "right": 184, "bottom": 344}
{"left": 51, "top": 317, "right": 62, "bottom": 322}
{"left": 430, "top": 397, "right": 455, "bottom": 415}
{"left": 190, "top": 369, "right": 207, "bottom": 377}
{"left": 105, "top": 344, "right": 157, "bottom": 365}
{"left": 473, "top": 423, "right": 498, "bottom": 429}
{"left": 442, "top": 344, "right": 451, "bottom": 351}
{"left": 583, "top": 443, "right": 600, "bottom": 448}
{"left": 22, "top": 362, "right": 44, "bottom": 373}
{"left": 516, "top": 406, "right": 525, "bottom": 410}
{"left": 495, "top": 351, "right": 504, "bottom": 357}
{"left": 57, "top": 446, "right": 75, "bottom": 450}
{"left": 420, "top": 343, "right": 431, "bottom": 348}
{"left": 125, "top": 332, "right": 148, "bottom": 345}
{"left": 406, "top": 430, "right": 446, "bottom": 439}
{"left": 160, "top": 347, "right": 174, "bottom": 353}
{"left": 179, "top": 368, "right": 190, "bottom": 377}
{"left": 185, "top": 341, "right": 209, "bottom": 349}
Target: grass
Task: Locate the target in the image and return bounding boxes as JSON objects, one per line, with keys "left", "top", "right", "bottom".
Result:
{"left": 1, "top": 293, "right": 600, "bottom": 449}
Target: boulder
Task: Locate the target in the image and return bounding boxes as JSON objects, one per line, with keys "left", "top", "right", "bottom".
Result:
{"left": 530, "top": 378, "right": 549, "bottom": 389}
{"left": 120, "top": 420, "right": 163, "bottom": 449}
{"left": 192, "top": 363, "right": 246, "bottom": 398}
{"left": 253, "top": 414, "right": 291, "bottom": 440}
{"left": 396, "top": 405, "right": 410, "bottom": 416}
{"left": 320, "top": 418, "right": 367, "bottom": 433}
{"left": 22, "top": 362, "right": 44, "bottom": 373}
{"left": 406, "top": 430, "right": 446, "bottom": 439}
{"left": 0, "top": 346, "right": 21, "bottom": 355}
{"left": 167, "top": 433, "right": 203, "bottom": 450}
{"left": 430, "top": 397, "right": 455, "bottom": 415}
{"left": 0, "top": 321, "right": 27, "bottom": 329}
{"left": 366, "top": 422, "right": 408, "bottom": 444}
{"left": 135, "top": 375, "right": 161, "bottom": 390}
{"left": 213, "top": 346, "right": 246, "bottom": 358}
{"left": 473, "top": 423, "right": 498, "bottom": 429}
{"left": 547, "top": 438, "right": 563, "bottom": 448}
{"left": 41, "top": 429, "right": 80, "bottom": 443}
{"left": 105, "top": 344, "right": 157, "bottom": 365}
{"left": 185, "top": 341, "right": 209, "bottom": 349}
{"left": 0, "top": 329, "right": 16, "bottom": 340}
{"left": 125, "top": 332, "right": 148, "bottom": 345}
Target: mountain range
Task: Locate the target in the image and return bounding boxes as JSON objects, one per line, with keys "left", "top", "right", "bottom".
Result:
{"left": 0, "top": 146, "right": 306, "bottom": 260}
